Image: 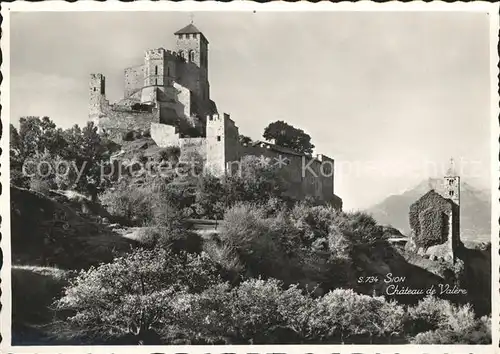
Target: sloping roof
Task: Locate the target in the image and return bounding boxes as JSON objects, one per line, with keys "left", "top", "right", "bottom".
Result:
{"left": 174, "top": 23, "right": 208, "bottom": 43}
{"left": 411, "top": 189, "right": 453, "bottom": 210}
{"left": 251, "top": 140, "right": 303, "bottom": 157}
{"left": 175, "top": 23, "right": 202, "bottom": 35}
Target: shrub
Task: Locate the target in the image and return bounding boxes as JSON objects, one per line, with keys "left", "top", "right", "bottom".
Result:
{"left": 220, "top": 203, "right": 302, "bottom": 281}
{"left": 30, "top": 178, "right": 52, "bottom": 196}
{"left": 202, "top": 239, "right": 244, "bottom": 276}
{"left": 122, "top": 131, "right": 135, "bottom": 141}
{"left": 158, "top": 146, "right": 181, "bottom": 163}
{"left": 336, "top": 211, "right": 385, "bottom": 245}
{"left": 100, "top": 177, "right": 186, "bottom": 227}
{"left": 406, "top": 295, "right": 451, "bottom": 335}
{"left": 290, "top": 203, "right": 338, "bottom": 247}
{"left": 193, "top": 173, "right": 226, "bottom": 219}
{"left": 171, "top": 283, "right": 234, "bottom": 344}
{"left": 310, "top": 289, "right": 404, "bottom": 343}
{"left": 138, "top": 225, "right": 203, "bottom": 255}
{"left": 100, "top": 181, "right": 155, "bottom": 225}
{"left": 308, "top": 289, "right": 392, "bottom": 342}
{"left": 407, "top": 296, "right": 490, "bottom": 344}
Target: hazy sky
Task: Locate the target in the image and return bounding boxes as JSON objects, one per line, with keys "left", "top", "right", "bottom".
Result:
{"left": 10, "top": 11, "right": 492, "bottom": 210}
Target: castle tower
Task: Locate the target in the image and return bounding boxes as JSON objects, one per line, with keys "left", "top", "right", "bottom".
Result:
{"left": 143, "top": 48, "right": 176, "bottom": 87}
{"left": 174, "top": 23, "right": 210, "bottom": 101}
{"left": 89, "top": 73, "right": 106, "bottom": 125}
{"left": 205, "top": 113, "right": 239, "bottom": 176}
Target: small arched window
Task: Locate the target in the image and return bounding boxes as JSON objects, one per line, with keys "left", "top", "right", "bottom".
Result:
{"left": 155, "top": 65, "right": 158, "bottom": 75}
{"left": 189, "top": 50, "right": 195, "bottom": 62}
{"left": 178, "top": 51, "right": 185, "bottom": 59}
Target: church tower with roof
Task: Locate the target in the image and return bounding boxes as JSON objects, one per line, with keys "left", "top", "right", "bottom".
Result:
{"left": 175, "top": 22, "right": 210, "bottom": 102}
{"left": 444, "top": 158, "right": 460, "bottom": 206}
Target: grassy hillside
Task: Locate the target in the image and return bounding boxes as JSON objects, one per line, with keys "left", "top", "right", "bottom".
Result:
{"left": 11, "top": 266, "right": 71, "bottom": 345}
{"left": 10, "top": 186, "right": 136, "bottom": 269}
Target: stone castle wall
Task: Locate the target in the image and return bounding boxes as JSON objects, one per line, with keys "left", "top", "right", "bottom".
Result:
{"left": 124, "top": 65, "right": 145, "bottom": 98}
{"left": 97, "top": 105, "right": 159, "bottom": 142}
{"left": 240, "top": 144, "right": 335, "bottom": 204}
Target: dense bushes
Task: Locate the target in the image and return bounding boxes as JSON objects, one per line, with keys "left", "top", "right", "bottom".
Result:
{"left": 216, "top": 202, "right": 386, "bottom": 285}
{"left": 53, "top": 248, "right": 221, "bottom": 344}
{"left": 54, "top": 248, "right": 490, "bottom": 345}
{"left": 100, "top": 177, "right": 187, "bottom": 226}
{"left": 407, "top": 296, "right": 491, "bottom": 344}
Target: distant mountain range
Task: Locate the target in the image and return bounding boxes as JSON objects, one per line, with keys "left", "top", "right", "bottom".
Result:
{"left": 366, "top": 178, "right": 491, "bottom": 243}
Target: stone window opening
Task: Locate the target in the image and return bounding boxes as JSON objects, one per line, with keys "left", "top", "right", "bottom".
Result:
{"left": 155, "top": 66, "right": 158, "bottom": 75}
{"left": 449, "top": 190, "right": 455, "bottom": 197}
{"left": 217, "top": 135, "right": 221, "bottom": 142}
{"left": 189, "top": 50, "right": 195, "bottom": 63}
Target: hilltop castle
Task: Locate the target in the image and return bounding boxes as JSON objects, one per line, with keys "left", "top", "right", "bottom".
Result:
{"left": 89, "top": 23, "right": 342, "bottom": 209}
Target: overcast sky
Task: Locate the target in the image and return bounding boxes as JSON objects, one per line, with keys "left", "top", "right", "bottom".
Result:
{"left": 10, "top": 11, "right": 492, "bottom": 210}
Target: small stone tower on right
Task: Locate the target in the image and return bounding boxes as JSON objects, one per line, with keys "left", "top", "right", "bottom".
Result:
{"left": 444, "top": 158, "right": 460, "bottom": 206}
{"left": 444, "top": 158, "right": 461, "bottom": 250}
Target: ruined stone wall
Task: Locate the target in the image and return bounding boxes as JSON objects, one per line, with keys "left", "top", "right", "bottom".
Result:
{"left": 180, "top": 137, "right": 207, "bottom": 164}
{"left": 124, "top": 65, "right": 145, "bottom": 98}
{"left": 172, "top": 82, "right": 191, "bottom": 119}
{"left": 224, "top": 114, "right": 240, "bottom": 165}
{"left": 315, "top": 154, "right": 335, "bottom": 198}
{"left": 151, "top": 123, "right": 180, "bottom": 147}
{"left": 98, "top": 104, "right": 159, "bottom": 142}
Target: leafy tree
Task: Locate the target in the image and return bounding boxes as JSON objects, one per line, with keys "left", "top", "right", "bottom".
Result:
{"left": 16, "top": 116, "right": 67, "bottom": 158}
{"left": 191, "top": 156, "right": 287, "bottom": 219}
{"left": 193, "top": 174, "right": 226, "bottom": 219}
{"left": 54, "top": 248, "right": 221, "bottom": 344}
{"left": 407, "top": 296, "right": 491, "bottom": 344}
{"left": 308, "top": 289, "right": 397, "bottom": 343}
{"left": 10, "top": 124, "right": 28, "bottom": 187}
{"left": 223, "top": 155, "right": 286, "bottom": 205}
{"left": 263, "top": 120, "right": 315, "bottom": 155}
{"left": 63, "top": 121, "right": 117, "bottom": 198}
{"left": 239, "top": 134, "right": 252, "bottom": 145}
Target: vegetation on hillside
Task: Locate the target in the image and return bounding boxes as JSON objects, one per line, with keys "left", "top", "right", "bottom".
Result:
{"left": 9, "top": 117, "right": 491, "bottom": 345}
